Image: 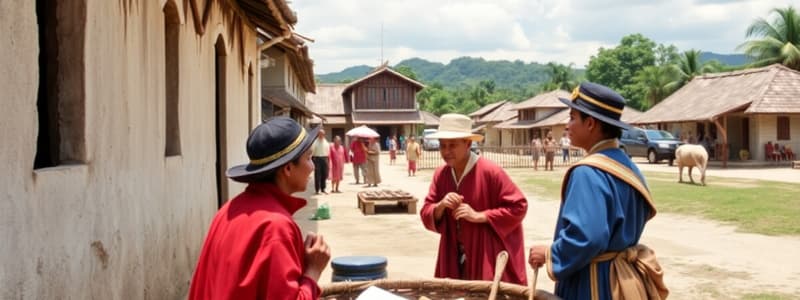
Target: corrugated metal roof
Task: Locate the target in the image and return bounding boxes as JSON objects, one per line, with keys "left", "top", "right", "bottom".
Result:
{"left": 469, "top": 100, "right": 508, "bottom": 117}
{"left": 262, "top": 87, "right": 311, "bottom": 114}
{"left": 478, "top": 102, "right": 516, "bottom": 123}
{"left": 420, "top": 111, "right": 440, "bottom": 126}
{"left": 635, "top": 64, "right": 800, "bottom": 124}
{"left": 305, "top": 84, "right": 346, "bottom": 115}
{"left": 352, "top": 111, "right": 424, "bottom": 124}
{"left": 310, "top": 115, "right": 346, "bottom": 125}
{"left": 514, "top": 90, "right": 570, "bottom": 110}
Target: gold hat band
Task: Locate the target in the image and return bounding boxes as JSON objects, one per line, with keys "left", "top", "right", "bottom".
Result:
{"left": 250, "top": 128, "right": 307, "bottom": 166}
{"left": 571, "top": 87, "right": 623, "bottom": 115}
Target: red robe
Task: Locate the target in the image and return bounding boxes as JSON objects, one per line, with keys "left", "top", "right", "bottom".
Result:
{"left": 189, "top": 183, "right": 321, "bottom": 300}
{"left": 420, "top": 157, "right": 528, "bottom": 284}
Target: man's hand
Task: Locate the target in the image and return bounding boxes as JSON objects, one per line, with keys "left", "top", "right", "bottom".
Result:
{"left": 434, "top": 192, "right": 464, "bottom": 221}
{"left": 439, "top": 192, "right": 463, "bottom": 210}
{"left": 303, "top": 232, "right": 331, "bottom": 281}
{"left": 528, "top": 245, "right": 548, "bottom": 269}
{"left": 453, "top": 203, "right": 487, "bottom": 223}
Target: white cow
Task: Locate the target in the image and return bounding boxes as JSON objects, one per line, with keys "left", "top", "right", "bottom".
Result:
{"left": 675, "top": 144, "right": 708, "bottom": 186}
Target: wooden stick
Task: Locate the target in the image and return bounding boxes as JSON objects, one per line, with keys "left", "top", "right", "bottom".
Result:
{"left": 528, "top": 267, "right": 539, "bottom": 300}
{"left": 488, "top": 251, "right": 509, "bottom": 300}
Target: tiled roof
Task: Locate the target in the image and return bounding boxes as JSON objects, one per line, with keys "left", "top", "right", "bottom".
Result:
{"left": 514, "top": 90, "right": 570, "bottom": 110}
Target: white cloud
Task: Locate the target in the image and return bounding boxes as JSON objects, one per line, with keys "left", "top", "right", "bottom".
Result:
{"left": 290, "top": 0, "right": 798, "bottom": 73}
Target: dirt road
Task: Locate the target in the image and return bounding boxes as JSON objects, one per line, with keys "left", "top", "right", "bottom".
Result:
{"left": 297, "top": 154, "right": 800, "bottom": 299}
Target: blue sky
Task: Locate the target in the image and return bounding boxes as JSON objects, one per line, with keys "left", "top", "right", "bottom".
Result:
{"left": 291, "top": 0, "right": 796, "bottom": 74}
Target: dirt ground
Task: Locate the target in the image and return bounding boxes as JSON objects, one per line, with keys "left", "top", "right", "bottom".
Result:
{"left": 296, "top": 154, "right": 800, "bottom": 299}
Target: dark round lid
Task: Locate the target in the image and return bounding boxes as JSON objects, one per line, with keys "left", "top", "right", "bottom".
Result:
{"left": 331, "top": 256, "right": 387, "bottom": 273}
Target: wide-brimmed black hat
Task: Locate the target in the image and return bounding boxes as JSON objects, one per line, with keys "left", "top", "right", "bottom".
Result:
{"left": 558, "top": 82, "right": 632, "bottom": 130}
{"left": 226, "top": 116, "right": 320, "bottom": 183}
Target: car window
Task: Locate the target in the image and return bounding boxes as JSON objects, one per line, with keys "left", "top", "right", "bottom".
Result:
{"left": 646, "top": 130, "right": 676, "bottom": 140}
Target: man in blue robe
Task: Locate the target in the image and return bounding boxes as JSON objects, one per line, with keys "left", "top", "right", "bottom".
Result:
{"left": 529, "top": 82, "right": 669, "bottom": 300}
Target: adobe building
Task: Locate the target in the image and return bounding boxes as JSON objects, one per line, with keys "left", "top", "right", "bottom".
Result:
{"left": 0, "top": 0, "right": 312, "bottom": 298}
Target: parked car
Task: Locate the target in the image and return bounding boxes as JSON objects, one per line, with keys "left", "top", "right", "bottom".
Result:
{"left": 422, "top": 129, "right": 440, "bottom": 150}
{"left": 619, "top": 128, "right": 683, "bottom": 165}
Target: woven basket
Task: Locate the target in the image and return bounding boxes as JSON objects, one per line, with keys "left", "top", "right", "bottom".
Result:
{"left": 320, "top": 278, "right": 560, "bottom": 300}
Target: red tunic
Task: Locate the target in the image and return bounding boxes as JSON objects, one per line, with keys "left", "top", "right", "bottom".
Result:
{"left": 189, "top": 183, "right": 321, "bottom": 300}
{"left": 420, "top": 157, "right": 528, "bottom": 284}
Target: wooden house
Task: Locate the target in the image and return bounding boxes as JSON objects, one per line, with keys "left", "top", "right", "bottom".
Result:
{"left": 308, "top": 65, "right": 426, "bottom": 148}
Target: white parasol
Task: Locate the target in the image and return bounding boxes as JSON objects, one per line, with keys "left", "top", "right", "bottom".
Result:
{"left": 346, "top": 125, "right": 380, "bottom": 138}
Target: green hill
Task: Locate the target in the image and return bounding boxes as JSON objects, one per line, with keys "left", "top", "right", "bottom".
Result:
{"left": 699, "top": 52, "right": 751, "bottom": 66}
{"left": 316, "top": 65, "right": 373, "bottom": 83}
{"left": 315, "top": 57, "right": 556, "bottom": 91}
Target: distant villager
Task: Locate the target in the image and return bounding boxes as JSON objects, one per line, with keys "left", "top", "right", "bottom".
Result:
{"left": 675, "top": 144, "right": 709, "bottom": 186}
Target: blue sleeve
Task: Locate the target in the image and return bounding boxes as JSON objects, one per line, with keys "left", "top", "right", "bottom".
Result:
{"left": 549, "top": 166, "right": 612, "bottom": 280}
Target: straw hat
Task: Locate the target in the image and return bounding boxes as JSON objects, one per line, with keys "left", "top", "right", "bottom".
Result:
{"left": 226, "top": 117, "right": 320, "bottom": 183}
{"left": 426, "top": 113, "right": 484, "bottom": 142}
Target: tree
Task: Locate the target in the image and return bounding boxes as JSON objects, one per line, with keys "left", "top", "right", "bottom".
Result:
{"left": 543, "top": 62, "right": 577, "bottom": 91}
{"left": 738, "top": 6, "right": 800, "bottom": 70}
{"left": 633, "top": 65, "right": 676, "bottom": 109}
{"left": 394, "top": 65, "right": 420, "bottom": 81}
{"left": 666, "top": 49, "right": 718, "bottom": 91}
{"left": 586, "top": 34, "right": 658, "bottom": 104}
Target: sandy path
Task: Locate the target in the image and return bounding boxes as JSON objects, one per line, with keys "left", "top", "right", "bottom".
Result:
{"left": 296, "top": 154, "right": 800, "bottom": 298}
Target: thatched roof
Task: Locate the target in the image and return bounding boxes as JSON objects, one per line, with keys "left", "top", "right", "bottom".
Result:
{"left": 635, "top": 64, "right": 800, "bottom": 124}
{"left": 469, "top": 101, "right": 508, "bottom": 118}
{"left": 306, "top": 84, "right": 346, "bottom": 115}
{"left": 478, "top": 102, "right": 516, "bottom": 123}
{"left": 514, "top": 90, "right": 570, "bottom": 110}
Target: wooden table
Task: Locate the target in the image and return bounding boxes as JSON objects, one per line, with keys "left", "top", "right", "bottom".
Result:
{"left": 357, "top": 190, "right": 417, "bottom": 215}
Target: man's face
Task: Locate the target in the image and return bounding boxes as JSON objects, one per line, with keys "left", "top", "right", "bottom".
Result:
{"left": 438, "top": 139, "right": 471, "bottom": 167}
{"left": 566, "top": 109, "right": 591, "bottom": 150}
{"left": 286, "top": 149, "right": 314, "bottom": 193}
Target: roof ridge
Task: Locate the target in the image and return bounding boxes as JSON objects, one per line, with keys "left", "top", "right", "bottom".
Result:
{"left": 696, "top": 63, "right": 791, "bottom": 80}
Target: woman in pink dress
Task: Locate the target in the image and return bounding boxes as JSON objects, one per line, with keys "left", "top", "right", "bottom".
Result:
{"left": 328, "top": 136, "right": 348, "bottom": 193}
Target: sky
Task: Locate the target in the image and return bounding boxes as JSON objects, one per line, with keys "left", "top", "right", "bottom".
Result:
{"left": 290, "top": 0, "right": 796, "bottom": 74}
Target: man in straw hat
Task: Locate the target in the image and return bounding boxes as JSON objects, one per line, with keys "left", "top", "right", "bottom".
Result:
{"left": 189, "top": 117, "right": 331, "bottom": 299}
{"left": 528, "top": 82, "right": 668, "bottom": 300}
{"left": 420, "top": 113, "right": 528, "bottom": 285}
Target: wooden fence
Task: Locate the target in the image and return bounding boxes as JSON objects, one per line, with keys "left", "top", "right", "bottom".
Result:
{"left": 413, "top": 146, "right": 586, "bottom": 170}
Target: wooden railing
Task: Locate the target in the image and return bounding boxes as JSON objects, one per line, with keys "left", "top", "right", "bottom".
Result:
{"left": 414, "top": 146, "right": 586, "bottom": 170}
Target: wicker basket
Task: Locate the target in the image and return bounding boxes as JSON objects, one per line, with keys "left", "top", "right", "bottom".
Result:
{"left": 320, "top": 278, "right": 560, "bottom": 300}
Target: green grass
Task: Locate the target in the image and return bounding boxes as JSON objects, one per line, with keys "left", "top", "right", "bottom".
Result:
{"left": 512, "top": 169, "right": 800, "bottom": 236}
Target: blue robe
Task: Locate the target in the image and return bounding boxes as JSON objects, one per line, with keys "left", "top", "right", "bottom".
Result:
{"left": 547, "top": 147, "right": 652, "bottom": 300}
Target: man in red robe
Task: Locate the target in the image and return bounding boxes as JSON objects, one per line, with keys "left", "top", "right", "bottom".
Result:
{"left": 189, "top": 117, "right": 331, "bottom": 299}
{"left": 420, "top": 113, "right": 528, "bottom": 285}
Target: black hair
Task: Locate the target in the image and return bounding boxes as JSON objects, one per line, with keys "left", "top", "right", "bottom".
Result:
{"left": 577, "top": 111, "right": 622, "bottom": 139}
{"left": 251, "top": 154, "right": 305, "bottom": 183}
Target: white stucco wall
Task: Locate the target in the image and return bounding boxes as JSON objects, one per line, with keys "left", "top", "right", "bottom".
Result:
{"left": 752, "top": 114, "right": 800, "bottom": 160}
{"left": 1, "top": 1, "right": 260, "bottom": 298}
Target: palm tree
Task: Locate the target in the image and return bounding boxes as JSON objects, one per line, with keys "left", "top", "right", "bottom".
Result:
{"left": 666, "top": 49, "right": 718, "bottom": 91}
{"left": 738, "top": 6, "right": 800, "bottom": 70}
{"left": 634, "top": 65, "right": 676, "bottom": 109}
